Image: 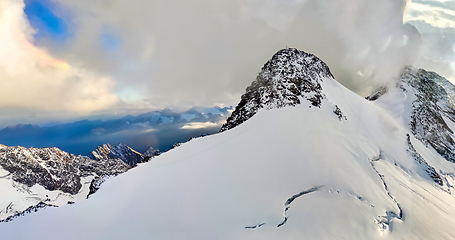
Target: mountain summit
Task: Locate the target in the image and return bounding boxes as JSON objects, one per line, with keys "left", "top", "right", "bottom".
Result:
{"left": 221, "top": 48, "right": 334, "bottom": 131}
{"left": 1, "top": 49, "right": 455, "bottom": 239}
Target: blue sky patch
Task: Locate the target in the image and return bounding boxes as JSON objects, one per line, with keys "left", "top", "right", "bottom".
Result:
{"left": 100, "top": 28, "right": 121, "bottom": 51}
{"left": 24, "top": 0, "right": 69, "bottom": 41}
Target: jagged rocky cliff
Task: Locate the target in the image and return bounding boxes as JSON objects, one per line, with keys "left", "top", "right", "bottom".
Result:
{"left": 0, "top": 146, "right": 130, "bottom": 221}
{"left": 87, "top": 143, "right": 144, "bottom": 166}
{"left": 0, "top": 146, "right": 129, "bottom": 195}
{"left": 367, "top": 66, "right": 455, "bottom": 164}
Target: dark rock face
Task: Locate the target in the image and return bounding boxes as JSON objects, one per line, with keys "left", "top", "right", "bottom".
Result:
{"left": 399, "top": 67, "right": 455, "bottom": 163}
{"left": 220, "top": 48, "right": 334, "bottom": 132}
{"left": 334, "top": 105, "right": 347, "bottom": 121}
{"left": 87, "top": 143, "right": 144, "bottom": 166}
{"left": 0, "top": 147, "right": 130, "bottom": 195}
{"left": 366, "top": 86, "right": 388, "bottom": 101}
{"left": 87, "top": 176, "right": 109, "bottom": 198}
{"left": 143, "top": 146, "right": 161, "bottom": 158}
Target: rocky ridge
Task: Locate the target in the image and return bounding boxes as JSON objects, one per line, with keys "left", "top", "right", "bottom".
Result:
{"left": 399, "top": 67, "right": 455, "bottom": 163}
{"left": 0, "top": 145, "right": 130, "bottom": 221}
{"left": 87, "top": 143, "right": 144, "bottom": 166}
{"left": 368, "top": 66, "right": 455, "bottom": 163}
{"left": 0, "top": 146, "right": 129, "bottom": 195}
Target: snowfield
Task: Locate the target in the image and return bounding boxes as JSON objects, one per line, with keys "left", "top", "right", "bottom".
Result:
{"left": 1, "top": 73, "right": 455, "bottom": 239}
{"left": 1, "top": 49, "right": 455, "bottom": 239}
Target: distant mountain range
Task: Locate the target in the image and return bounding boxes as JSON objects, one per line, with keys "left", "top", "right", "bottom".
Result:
{"left": 0, "top": 145, "right": 130, "bottom": 222}
{"left": 0, "top": 140, "right": 163, "bottom": 222}
{"left": 87, "top": 143, "right": 161, "bottom": 166}
{"left": 0, "top": 106, "right": 232, "bottom": 155}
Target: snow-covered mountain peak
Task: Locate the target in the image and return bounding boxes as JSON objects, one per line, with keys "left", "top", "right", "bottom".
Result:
{"left": 369, "top": 66, "right": 455, "bottom": 163}
{"left": 0, "top": 145, "right": 129, "bottom": 221}
{"left": 87, "top": 143, "right": 144, "bottom": 166}
{"left": 0, "top": 146, "right": 129, "bottom": 195}
{"left": 143, "top": 146, "right": 161, "bottom": 158}
{"left": 220, "top": 48, "right": 335, "bottom": 132}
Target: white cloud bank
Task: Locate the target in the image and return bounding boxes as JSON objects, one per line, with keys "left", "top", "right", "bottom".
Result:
{"left": 0, "top": 0, "right": 118, "bottom": 113}
{"left": 405, "top": 1, "right": 455, "bottom": 29}
{"left": 181, "top": 122, "right": 219, "bottom": 130}
{"left": 49, "top": 0, "right": 420, "bottom": 103}
{"left": 4, "top": 0, "right": 455, "bottom": 127}
{"left": 404, "top": 0, "right": 455, "bottom": 83}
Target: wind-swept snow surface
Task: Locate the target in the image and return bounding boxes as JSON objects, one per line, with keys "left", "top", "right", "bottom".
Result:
{"left": 1, "top": 49, "right": 455, "bottom": 239}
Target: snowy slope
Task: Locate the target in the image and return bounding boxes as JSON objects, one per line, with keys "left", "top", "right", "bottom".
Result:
{"left": 1, "top": 49, "right": 455, "bottom": 239}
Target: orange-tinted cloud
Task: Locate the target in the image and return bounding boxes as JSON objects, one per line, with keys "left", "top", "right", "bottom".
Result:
{"left": 0, "top": 0, "right": 118, "bottom": 113}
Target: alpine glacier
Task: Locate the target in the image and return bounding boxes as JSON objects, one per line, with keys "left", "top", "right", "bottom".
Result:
{"left": 1, "top": 48, "right": 455, "bottom": 239}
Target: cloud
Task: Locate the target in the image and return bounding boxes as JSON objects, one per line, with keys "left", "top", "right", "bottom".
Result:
{"left": 181, "top": 122, "right": 219, "bottom": 130}
{"left": 404, "top": 0, "right": 455, "bottom": 82}
{"left": 0, "top": 0, "right": 118, "bottom": 113}
{"left": 91, "top": 127, "right": 105, "bottom": 135}
{"left": 7, "top": 0, "right": 455, "bottom": 127}
{"left": 405, "top": 2, "right": 455, "bottom": 29}
{"left": 41, "top": 0, "right": 420, "bottom": 107}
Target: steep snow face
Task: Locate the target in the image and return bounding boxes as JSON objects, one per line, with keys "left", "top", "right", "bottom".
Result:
{"left": 87, "top": 143, "right": 144, "bottom": 166}
{"left": 220, "top": 48, "right": 334, "bottom": 132}
{"left": 1, "top": 50, "right": 455, "bottom": 239}
{"left": 0, "top": 146, "right": 129, "bottom": 221}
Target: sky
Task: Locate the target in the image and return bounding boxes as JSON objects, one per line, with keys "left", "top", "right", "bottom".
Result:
{"left": 0, "top": 0, "right": 454, "bottom": 129}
